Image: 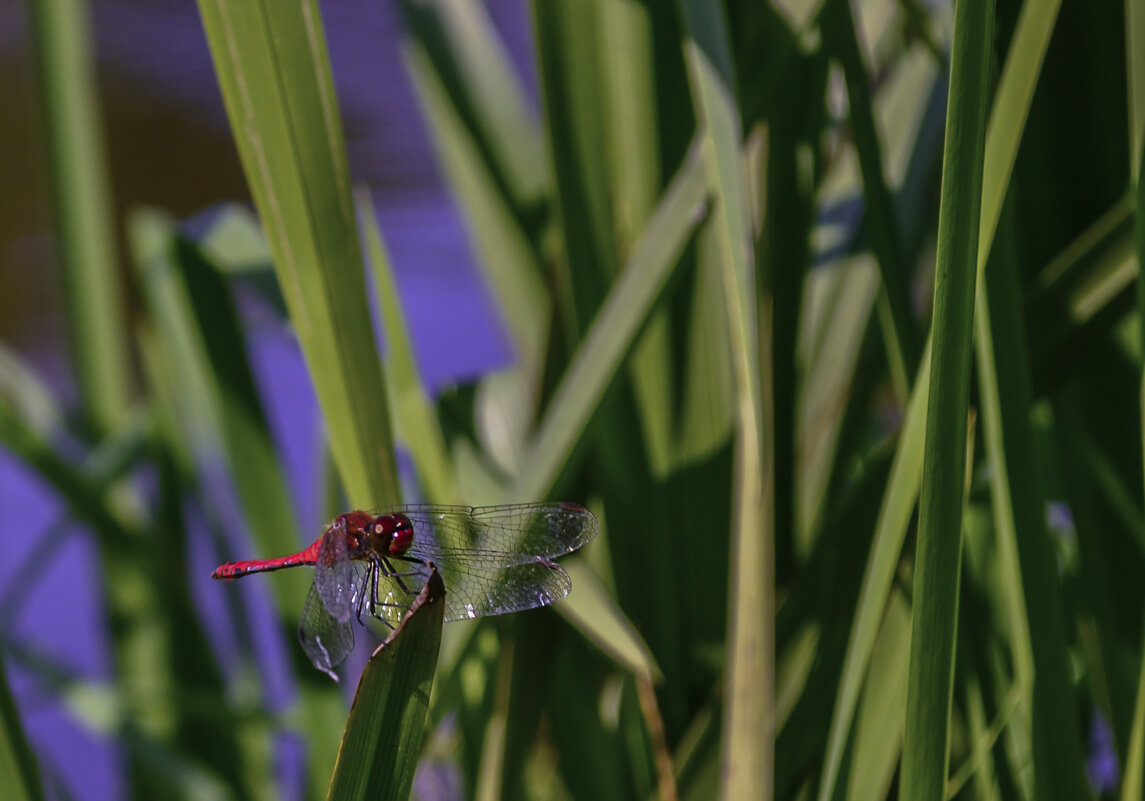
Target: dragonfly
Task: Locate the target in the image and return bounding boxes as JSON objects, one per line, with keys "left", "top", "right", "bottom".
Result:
{"left": 212, "top": 503, "right": 598, "bottom": 679}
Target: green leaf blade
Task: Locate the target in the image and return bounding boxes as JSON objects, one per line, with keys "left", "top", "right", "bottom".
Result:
{"left": 901, "top": 0, "right": 996, "bottom": 797}
{"left": 195, "top": 0, "right": 399, "bottom": 509}
{"left": 326, "top": 568, "right": 445, "bottom": 801}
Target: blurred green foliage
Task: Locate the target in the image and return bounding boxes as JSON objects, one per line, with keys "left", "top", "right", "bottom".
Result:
{"left": 2, "top": 0, "right": 1144, "bottom": 799}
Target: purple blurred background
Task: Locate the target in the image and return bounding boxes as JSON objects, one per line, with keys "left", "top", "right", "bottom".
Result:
{"left": 0, "top": 1, "right": 536, "bottom": 798}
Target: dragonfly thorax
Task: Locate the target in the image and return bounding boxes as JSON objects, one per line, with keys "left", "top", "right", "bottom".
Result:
{"left": 333, "top": 510, "right": 375, "bottom": 559}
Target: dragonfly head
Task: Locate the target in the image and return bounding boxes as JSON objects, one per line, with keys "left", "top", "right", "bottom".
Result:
{"left": 370, "top": 513, "right": 414, "bottom": 556}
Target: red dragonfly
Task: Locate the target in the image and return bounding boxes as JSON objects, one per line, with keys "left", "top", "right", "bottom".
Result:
{"left": 212, "top": 503, "right": 598, "bottom": 679}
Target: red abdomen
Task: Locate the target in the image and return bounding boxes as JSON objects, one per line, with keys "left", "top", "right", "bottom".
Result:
{"left": 211, "top": 537, "right": 323, "bottom": 580}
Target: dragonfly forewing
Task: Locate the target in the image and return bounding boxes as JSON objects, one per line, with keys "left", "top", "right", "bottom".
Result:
{"left": 395, "top": 503, "right": 598, "bottom": 563}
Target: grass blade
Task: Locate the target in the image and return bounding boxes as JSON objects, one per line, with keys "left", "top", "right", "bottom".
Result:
{"left": 357, "top": 189, "right": 459, "bottom": 504}
{"left": 401, "top": 16, "right": 549, "bottom": 369}
{"left": 674, "top": 1, "right": 770, "bottom": 797}
{"left": 976, "top": 202, "right": 1088, "bottom": 798}
{"left": 796, "top": 259, "right": 880, "bottom": 544}
{"left": 27, "top": 0, "right": 129, "bottom": 431}
{"left": 195, "top": 0, "right": 399, "bottom": 508}
{"left": 821, "top": 0, "right": 918, "bottom": 396}
{"left": 816, "top": 342, "right": 929, "bottom": 801}
{"left": 0, "top": 655, "right": 44, "bottom": 801}
{"left": 1120, "top": 648, "right": 1145, "bottom": 801}
{"left": 978, "top": 0, "right": 1063, "bottom": 270}
{"left": 509, "top": 145, "right": 709, "bottom": 502}
{"left": 1127, "top": 96, "right": 1145, "bottom": 801}
{"left": 530, "top": 0, "right": 620, "bottom": 328}
{"left": 130, "top": 211, "right": 310, "bottom": 581}
{"left": 820, "top": 2, "right": 1061, "bottom": 793}
{"left": 847, "top": 592, "right": 910, "bottom": 801}
{"left": 398, "top": 0, "right": 547, "bottom": 210}
{"left": 326, "top": 569, "right": 445, "bottom": 801}
{"left": 1128, "top": 0, "right": 1145, "bottom": 176}
{"left": 901, "top": 0, "right": 995, "bottom": 797}
{"left": 558, "top": 559, "right": 661, "bottom": 682}
{"left": 130, "top": 208, "right": 350, "bottom": 797}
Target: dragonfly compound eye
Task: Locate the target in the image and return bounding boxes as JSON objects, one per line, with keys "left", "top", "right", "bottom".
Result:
{"left": 372, "top": 514, "right": 415, "bottom": 556}
{"left": 391, "top": 514, "right": 414, "bottom": 555}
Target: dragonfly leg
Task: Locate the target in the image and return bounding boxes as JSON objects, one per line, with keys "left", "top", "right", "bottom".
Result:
{"left": 350, "top": 557, "right": 408, "bottom": 629}
{"left": 372, "top": 571, "right": 398, "bottom": 630}
{"left": 381, "top": 556, "right": 418, "bottom": 595}
{"left": 370, "top": 559, "right": 381, "bottom": 612}
{"left": 355, "top": 562, "right": 376, "bottom": 624}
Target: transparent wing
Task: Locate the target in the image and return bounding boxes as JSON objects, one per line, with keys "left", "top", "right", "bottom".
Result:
{"left": 314, "top": 518, "right": 353, "bottom": 624}
{"left": 371, "top": 503, "right": 596, "bottom": 623}
{"left": 435, "top": 559, "right": 571, "bottom": 622}
{"left": 391, "top": 503, "right": 598, "bottom": 563}
{"left": 298, "top": 579, "right": 355, "bottom": 680}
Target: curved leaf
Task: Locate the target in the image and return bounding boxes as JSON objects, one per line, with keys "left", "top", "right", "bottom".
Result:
{"left": 326, "top": 568, "right": 445, "bottom": 801}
